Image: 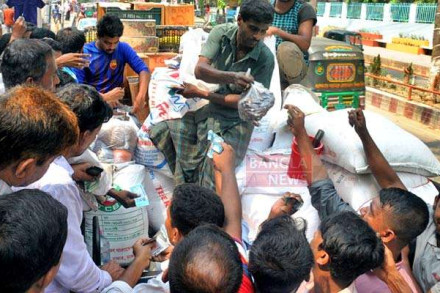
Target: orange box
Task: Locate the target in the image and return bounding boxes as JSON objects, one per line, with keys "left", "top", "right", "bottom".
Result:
{"left": 164, "top": 4, "right": 195, "bottom": 26}
{"left": 146, "top": 52, "right": 178, "bottom": 73}
{"left": 131, "top": 2, "right": 165, "bottom": 25}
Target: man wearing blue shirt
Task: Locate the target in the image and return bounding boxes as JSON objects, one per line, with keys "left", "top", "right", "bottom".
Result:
{"left": 6, "top": 0, "right": 45, "bottom": 25}
{"left": 73, "top": 15, "right": 150, "bottom": 115}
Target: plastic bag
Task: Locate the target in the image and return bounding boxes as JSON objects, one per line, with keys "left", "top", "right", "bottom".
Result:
{"left": 238, "top": 81, "right": 275, "bottom": 126}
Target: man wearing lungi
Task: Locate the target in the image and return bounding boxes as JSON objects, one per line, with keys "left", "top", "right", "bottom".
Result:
{"left": 150, "top": 0, "right": 275, "bottom": 191}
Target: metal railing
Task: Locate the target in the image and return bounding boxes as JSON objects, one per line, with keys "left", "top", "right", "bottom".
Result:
{"left": 390, "top": 3, "right": 411, "bottom": 23}
{"left": 366, "top": 73, "right": 440, "bottom": 101}
{"left": 416, "top": 4, "right": 437, "bottom": 24}
{"left": 347, "top": 3, "right": 362, "bottom": 19}
{"left": 317, "top": 2, "right": 325, "bottom": 17}
{"left": 366, "top": 3, "right": 385, "bottom": 21}
{"left": 330, "top": 2, "right": 342, "bottom": 18}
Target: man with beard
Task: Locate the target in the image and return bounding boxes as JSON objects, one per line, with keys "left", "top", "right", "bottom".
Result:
{"left": 266, "top": 0, "right": 316, "bottom": 87}
{"left": 413, "top": 193, "right": 440, "bottom": 292}
{"left": 149, "top": 0, "right": 275, "bottom": 191}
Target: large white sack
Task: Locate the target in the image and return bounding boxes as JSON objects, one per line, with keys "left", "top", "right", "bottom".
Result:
{"left": 179, "top": 28, "right": 219, "bottom": 93}
{"left": 247, "top": 36, "right": 282, "bottom": 152}
{"left": 236, "top": 153, "right": 319, "bottom": 243}
{"left": 273, "top": 109, "right": 440, "bottom": 176}
{"left": 84, "top": 164, "right": 149, "bottom": 266}
{"left": 324, "top": 162, "right": 439, "bottom": 211}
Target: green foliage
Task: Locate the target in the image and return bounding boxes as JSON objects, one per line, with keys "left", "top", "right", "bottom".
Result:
{"left": 397, "top": 33, "right": 427, "bottom": 40}
{"left": 369, "top": 54, "right": 381, "bottom": 86}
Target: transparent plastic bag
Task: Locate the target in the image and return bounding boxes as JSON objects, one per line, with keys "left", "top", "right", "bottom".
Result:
{"left": 238, "top": 81, "right": 275, "bottom": 126}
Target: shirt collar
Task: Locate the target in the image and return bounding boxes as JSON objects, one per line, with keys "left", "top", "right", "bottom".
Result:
{"left": 223, "top": 25, "right": 263, "bottom": 61}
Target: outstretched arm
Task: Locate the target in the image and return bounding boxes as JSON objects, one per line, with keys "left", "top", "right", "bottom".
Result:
{"left": 285, "top": 105, "right": 328, "bottom": 184}
{"left": 348, "top": 109, "right": 406, "bottom": 190}
{"left": 212, "top": 143, "right": 242, "bottom": 241}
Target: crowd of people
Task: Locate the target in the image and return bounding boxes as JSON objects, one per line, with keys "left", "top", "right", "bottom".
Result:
{"left": 0, "top": 0, "right": 438, "bottom": 292}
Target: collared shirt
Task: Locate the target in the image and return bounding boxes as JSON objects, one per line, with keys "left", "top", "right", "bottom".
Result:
{"left": 197, "top": 23, "right": 275, "bottom": 121}
{"left": 413, "top": 208, "right": 440, "bottom": 292}
{"left": 0, "top": 178, "right": 12, "bottom": 195}
{"left": 14, "top": 156, "right": 112, "bottom": 293}
{"left": 73, "top": 41, "right": 149, "bottom": 93}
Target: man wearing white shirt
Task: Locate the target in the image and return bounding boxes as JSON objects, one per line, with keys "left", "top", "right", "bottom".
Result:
{"left": 18, "top": 84, "right": 119, "bottom": 293}
{"left": 0, "top": 85, "right": 78, "bottom": 195}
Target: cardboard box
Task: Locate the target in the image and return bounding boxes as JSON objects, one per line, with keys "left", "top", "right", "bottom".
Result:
{"left": 121, "top": 36, "right": 159, "bottom": 53}
{"left": 122, "top": 20, "right": 156, "bottom": 37}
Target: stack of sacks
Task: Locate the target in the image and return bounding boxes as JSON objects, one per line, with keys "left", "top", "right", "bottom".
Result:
{"left": 237, "top": 84, "right": 324, "bottom": 243}
{"left": 272, "top": 97, "right": 440, "bottom": 211}
{"left": 135, "top": 29, "right": 219, "bottom": 203}
{"left": 75, "top": 117, "right": 166, "bottom": 265}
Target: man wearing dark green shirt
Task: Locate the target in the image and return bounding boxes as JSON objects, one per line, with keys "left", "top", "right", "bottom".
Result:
{"left": 150, "top": 0, "right": 275, "bottom": 191}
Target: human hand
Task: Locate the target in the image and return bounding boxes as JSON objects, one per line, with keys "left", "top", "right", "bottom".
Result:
{"left": 174, "top": 82, "right": 208, "bottom": 99}
{"left": 266, "top": 26, "right": 280, "bottom": 37}
{"left": 56, "top": 53, "right": 91, "bottom": 68}
{"left": 284, "top": 105, "right": 306, "bottom": 137}
{"left": 151, "top": 245, "right": 174, "bottom": 263}
{"left": 348, "top": 109, "right": 368, "bottom": 137}
{"left": 212, "top": 143, "right": 236, "bottom": 173}
{"left": 71, "top": 162, "right": 100, "bottom": 182}
{"left": 101, "top": 260, "right": 125, "bottom": 281}
{"left": 11, "top": 16, "right": 26, "bottom": 40}
{"left": 132, "top": 94, "right": 147, "bottom": 115}
{"left": 232, "top": 72, "right": 254, "bottom": 89}
{"left": 108, "top": 189, "right": 139, "bottom": 208}
{"left": 268, "top": 192, "right": 303, "bottom": 219}
{"left": 102, "top": 87, "right": 125, "bottom": 104}
{"left": 132, "top": 238, "right": 154, "bottom": 267}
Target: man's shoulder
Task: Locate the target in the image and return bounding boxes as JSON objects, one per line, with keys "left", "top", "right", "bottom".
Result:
{"left": 83, "top": 42, "right": 96, "bottom": 52}
{"left": 211, "top": 23, "right": 237, "bottom": 37}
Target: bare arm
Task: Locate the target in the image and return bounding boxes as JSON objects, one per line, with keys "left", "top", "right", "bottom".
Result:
{"left": 212, "top": 143, "right": 242, "bottom": 241}
{"left": 286, "top": 105, "right": 328, "bottom": 184}
{"left": 133, "top": 70, "right": 150, "bottom": 114}
{"left": 348, "top": 109, "right": 406, "bottom": 190}
{"left": 268, "top": 20, "right": 314, "bottom": 52}
{"left": 194, "top": 57, "right": 254, "bottom": 88}
{"left": 117, "top": 238, "right": 153, "bottom": 287}
{"left": 177, "top": 82, "right": 240, "bottom": 109}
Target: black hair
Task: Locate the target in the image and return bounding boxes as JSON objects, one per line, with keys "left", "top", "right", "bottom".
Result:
{"left": 41, "top": 38, "right": 63, "bottom": 52}
{"left": 0, "top": 189, "right": 68, "bottom": 292}
{"left": 170, "top": 183, "right": 225, "bottom": 236}
{"left": 56, "top": 84, "right": 113, "bottom": 133}
{"left": 239, "top": 0, "right": 274, "bottom": 24}
{"left": 379, "top": 188, "right": 429, "bottom": 245}
{"left": 0, "top": 33, "right": 11, "bottom": 55}
{"left": 1, "top": 39, "right": 54, "bottom": 89}
{"left": 97, "top": 14, "right": 124, "bottom": 38}
{"left": 0, "top": 85, "right": 79, "bottom": 168}
{"left": 169, "top": 224, "right": 242, "bottom": 293}
{"left": 30, "top": 28, "right": 56, "bottom": 40}
{"left": 320, "top": 211, "right": 384, "bottom": 285}
{"left": 249, "top": 215, "right": 313, "bottom": 293}
{"left": 56, "top": 28, "right": 86, "bottom": 54}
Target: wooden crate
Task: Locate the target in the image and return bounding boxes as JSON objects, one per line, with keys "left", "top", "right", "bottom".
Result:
{"left": 122, "top": 20, "right": 156, "bottom": 37}
{"left": 130, "top": 2, "right": 165, "bottom": 25}
{"left": 120, "top": 36, "right": 159, "bottom": 53}
{"left": 164, "top": 4, "right": 195, "bottom": 26}
{"left": 146, "top": 52, "right": 178, "bottom": 73}
{"left": 124, "top": 52, "right": 177, "bottom": 77}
